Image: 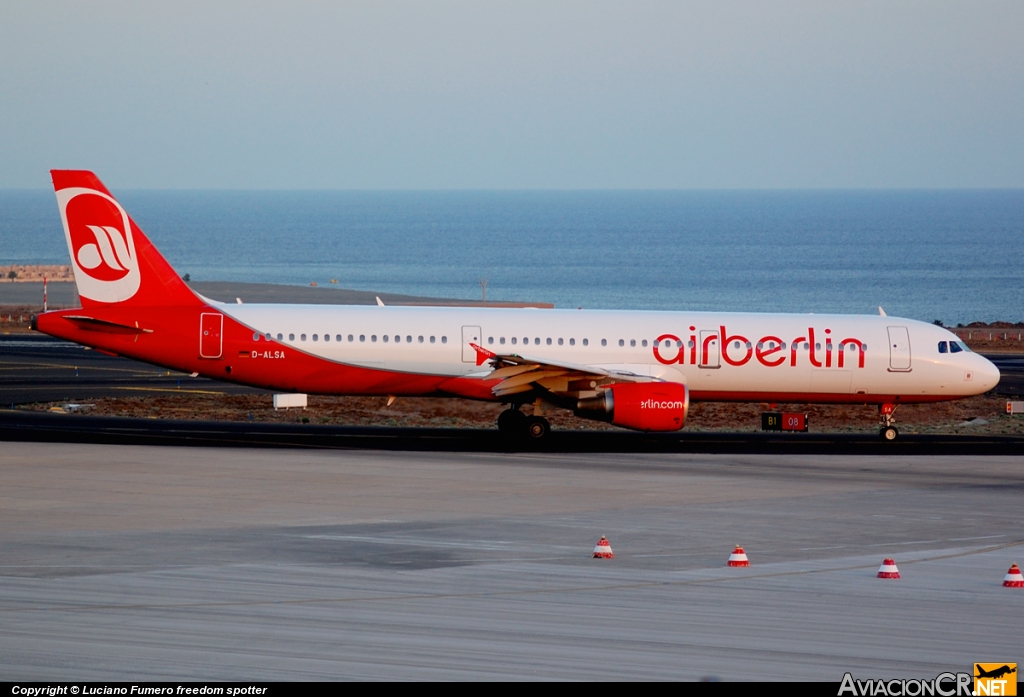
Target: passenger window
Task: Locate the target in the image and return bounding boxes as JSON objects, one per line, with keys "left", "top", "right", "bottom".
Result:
{"left": 523, "top": 337, "right": 528, "bottom": 345}
{"left": 687, "top": 340, "right": 694, "bottom": 348}
{"left": 359, "top": 335, "right": 365, "bottom": 342}
{"left": 641, "top": 340, "right": 647, "bottom": 347}
{"left": 500, "top": 337, "right": 505, "bottom": 345}
{"left": 569, "top": 338, "right": 576, "bottom": 346}
{"left": 383, "top": 335, "right": 388, "bottom": 343}
{"left": 546, "top": 338, "right": 552, "bottom": 345}
{"left": 618, "top": 339, "right": 624, "bottom": 347}
{"left": 289, "top": 334, "right": 295, "bottom": 341}
{"left": 313, "top": 334, "right": 319, "bottom": 341}
{"left": 277, "top": 333, "right": 283, "bottom": 341}
{"left": 418, "top": 336, "right": 424, "bottom": 343}
{"left": 324, "top": 334, "right": 329, "bottom": 342}
{"left": 511, "top": 337, "right": 517, "bottom": 345}
{"left": 442, "top": 336, "right": 447, "bottom": 343}
{"left": 534, "top": 338, "right": 540, "bottom": 345}
{"left": 583, "top": 338, "right": 589, "bottom": 346}
{"left": 488, "top": 337, "right": 494, "bottom": 344}
{"left": 558, "top": 338, "right": 564, "bottom": 346}
{"left": 348, "top": 335, "right": 354, "bottom": 342}
{"left": 301, "top": 334, "right": 307, "bottom": 341}
{"left": 430, "top": 336, "right": 435, "bottom": 343}
{"left": 395, "top": 335, "right": 400, "bottom": 343}
{"left": 938, "top": 341, "right": 948, "bottom": 353}
{"left": 371, "top": 335, "right": 377, "bottom": 342}
{"left": 630, "top": 339, "right": 636, "bottom": 347}
{"left": 252, "top": 332, "right": 260, "bottom": 341}
{"left": 653, "top": 340, "right": 659, "bottom": 348}
{"left": 601, "top": 339, "right": 607, "bottom": 346}
{"left": 406, "top": 336, "right": 412, "bottom": 343}
{"left": 949, "top": 342, "right": 962, "bottom": 353}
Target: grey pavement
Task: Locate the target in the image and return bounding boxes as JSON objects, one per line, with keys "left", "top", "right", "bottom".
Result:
{"left": 1, "top": 444, "right": 1021, "bottom": 680}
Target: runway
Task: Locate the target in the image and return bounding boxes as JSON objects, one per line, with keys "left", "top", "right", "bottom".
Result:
{"left": 0, "top": 333, "right": 266, "bottom": 404}
{"left": 1, "top": 442, "right": 1021, "bottom": 680}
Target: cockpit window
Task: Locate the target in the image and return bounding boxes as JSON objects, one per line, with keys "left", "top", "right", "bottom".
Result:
{"left": 949, "top": 341, "right": 963, "bottom": 353}
{"left": 938, "top": 341, "right": 948, "bottom": 353}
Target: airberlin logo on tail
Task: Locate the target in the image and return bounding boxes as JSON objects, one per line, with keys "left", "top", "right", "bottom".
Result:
{"left": 55, "top": 187, "right": 140, "bottom": 303}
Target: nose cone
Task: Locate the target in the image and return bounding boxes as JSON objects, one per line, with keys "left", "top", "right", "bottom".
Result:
{"left": 975, "top": 354, "right": 1001, "bottom": 392}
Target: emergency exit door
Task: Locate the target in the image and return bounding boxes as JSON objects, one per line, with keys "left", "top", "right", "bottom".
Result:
{"left": 699, "top": 329, "right": 720, "bottom": 368}
{"left": 462, "top": 325, "right": 482, "bottom": 363}
{"left": 200, "top": 313, "right": 223, "bottom": 359}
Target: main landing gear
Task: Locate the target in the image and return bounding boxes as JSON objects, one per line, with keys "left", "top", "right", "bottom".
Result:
{"left": 879, "top": 404, "right": 899, "bottom": 441}
{"left": 497, "top": 407, "right": 550, "bottom": 440}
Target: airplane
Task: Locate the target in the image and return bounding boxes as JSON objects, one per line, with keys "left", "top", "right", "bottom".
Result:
{"left": 32, "top": 170, "right": 1000, "bottom": 440}
{"left": 975, "top": 665, "right": 1016, "bottom": 680}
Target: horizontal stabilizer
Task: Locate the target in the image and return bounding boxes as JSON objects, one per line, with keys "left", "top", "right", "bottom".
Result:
{"left": 62, "top": 315, "right": 153, "bottom": 335}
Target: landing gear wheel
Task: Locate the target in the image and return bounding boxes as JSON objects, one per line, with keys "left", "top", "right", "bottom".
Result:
{"left": 524, "top": 415, "right": 550, "bottom": 440}
{"left": 880, "top": 426, "right": 899, "bottom": 441}
{"left": 497, "top": 409, "right": 526, "bottom": 435}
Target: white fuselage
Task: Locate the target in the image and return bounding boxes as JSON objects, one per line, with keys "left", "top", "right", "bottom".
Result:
{"left": 217, "top": 303, "right": 999, "bottom": 401}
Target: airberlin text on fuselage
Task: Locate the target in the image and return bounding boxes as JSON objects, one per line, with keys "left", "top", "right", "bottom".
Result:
{"left": 652, "top": 326, "right": 867, "bottom": 369}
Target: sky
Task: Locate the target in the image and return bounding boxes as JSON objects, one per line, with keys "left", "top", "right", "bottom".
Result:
{"left": 1, "top": 1, "right": 1022, "bottom": 189}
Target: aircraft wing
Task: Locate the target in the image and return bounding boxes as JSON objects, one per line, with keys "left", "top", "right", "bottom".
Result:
{"left": 470, "top": 343, "right": 658, "bottom": 399}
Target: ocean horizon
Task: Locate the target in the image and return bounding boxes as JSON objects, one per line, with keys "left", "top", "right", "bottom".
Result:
{"left": 2, "top": 188, "right": 1022, "bottom": 325}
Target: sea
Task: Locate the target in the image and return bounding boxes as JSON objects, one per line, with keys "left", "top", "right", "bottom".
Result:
{"left": 2, "top": 189, "right": 1022, "bottom": 326}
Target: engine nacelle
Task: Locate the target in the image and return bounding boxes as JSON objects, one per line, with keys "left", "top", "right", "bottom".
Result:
{"left": 575, "top": 382, "right": 689, "bottom": 432}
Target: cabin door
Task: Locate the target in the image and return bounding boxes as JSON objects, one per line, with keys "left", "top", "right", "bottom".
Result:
{"left": 200, "top": 312, "right": 223, "bottom": 359}
{"left": 887, "top": 326, "right": 912, "bottom": 371}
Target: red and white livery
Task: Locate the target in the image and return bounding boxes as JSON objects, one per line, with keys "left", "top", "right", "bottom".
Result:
{"left": 34, "top": 171, "right": 1000, "bottom": 439}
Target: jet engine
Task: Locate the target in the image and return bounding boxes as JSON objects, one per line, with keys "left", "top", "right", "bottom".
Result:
{"left": 575, "top": 381, "right": 689, "bottom": 432}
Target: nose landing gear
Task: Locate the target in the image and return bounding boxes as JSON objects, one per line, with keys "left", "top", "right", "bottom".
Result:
{"left": 879, "top": 404, "right": 899, "bottom": 441}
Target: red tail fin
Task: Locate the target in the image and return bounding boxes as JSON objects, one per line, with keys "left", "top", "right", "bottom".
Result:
{"left": 51, "top": 170, "right": 201, "bottom": 308}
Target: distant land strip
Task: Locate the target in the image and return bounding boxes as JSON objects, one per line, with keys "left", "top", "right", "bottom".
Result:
{"left": 1, "top": 264, "right": 73, "bottom": 282}
{"left": 0, "top": 278, "right": 552, "bottom": 309}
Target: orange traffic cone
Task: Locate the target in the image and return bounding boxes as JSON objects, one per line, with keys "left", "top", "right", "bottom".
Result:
{"left": 592, "top": 536, "right": 614, "bottom": 559}
{"left": 727, "top": 545, "right": 750, "bottom": 567}
{"left": 877, "top": 558, "right": 900, "bottom": 579}
{"left": 1003, "top": 564, "right": 1023, "bottom": 588}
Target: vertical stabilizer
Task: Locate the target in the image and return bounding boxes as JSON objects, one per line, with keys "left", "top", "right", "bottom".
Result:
{"left": 51, "top": 170, "right": 201, "bottom": 308}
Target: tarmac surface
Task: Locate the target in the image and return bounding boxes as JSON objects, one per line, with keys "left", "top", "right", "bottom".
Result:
{"left": 1, "top": 442, "right": 1021, "bottom": 680}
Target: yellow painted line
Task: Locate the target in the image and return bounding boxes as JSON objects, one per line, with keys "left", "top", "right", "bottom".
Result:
{"left": 0, "top": 362, "right": 183, "bottom": 376}
{"left": 114, "top": 387, "right": 227, "bottom": 395}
